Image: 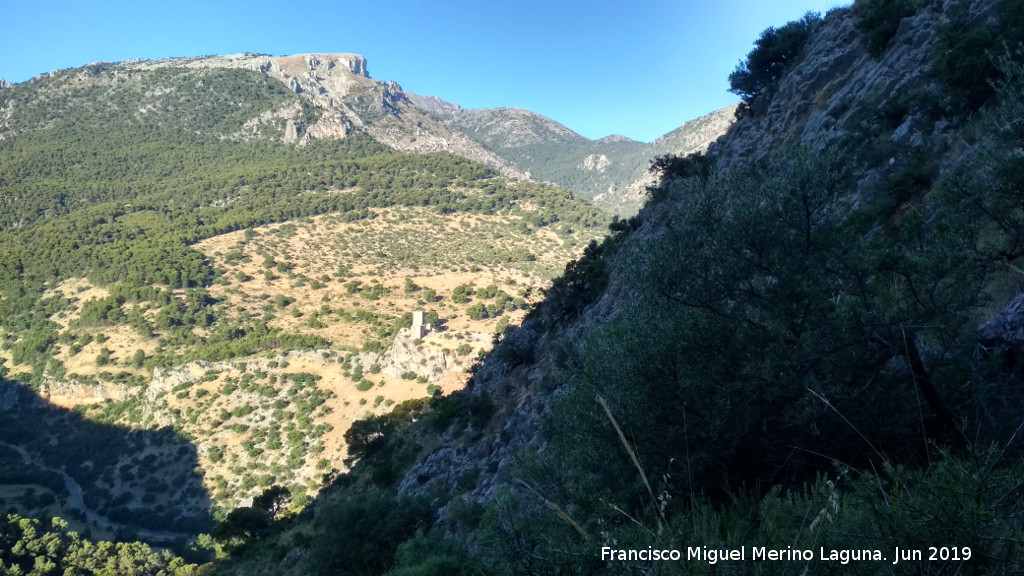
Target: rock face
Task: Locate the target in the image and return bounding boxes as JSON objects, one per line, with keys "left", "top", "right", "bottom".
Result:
{"left": 393, "top": 0, "right": 1016, "bottom": 509}
{"left": 580, "top": 154, "right": 611, "bottom": 172}
{"left": 396, "top": 321, "right": 553, "bottom": 499}
{"left": 44, "top": 379, "right": 130, "bottom": 407}
{"left": 375, "top": 331, "right": 453, "bottom": 381}
{"left": 978, "top": 293, "right": 1024, "bottom": 378}
{"left": 979, "top": 293, "right": 1024, "bottom": 350}
{"left": 708, "top": 0, "right": 995, "bottom": 206}
{"left": 351, "top": 330, "right": 483, "bottom": 383}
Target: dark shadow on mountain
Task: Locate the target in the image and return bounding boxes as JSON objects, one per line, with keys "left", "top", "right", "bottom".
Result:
{"left": 0, "top": 377, "right": 213, "bottom": 542}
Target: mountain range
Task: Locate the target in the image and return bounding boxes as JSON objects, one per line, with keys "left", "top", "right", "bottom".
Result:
{"left": 4, "top": 0, "right": 1024, "bottom": 574}
{"left": 2, "top": 51, "right": 730, "bottom": 214}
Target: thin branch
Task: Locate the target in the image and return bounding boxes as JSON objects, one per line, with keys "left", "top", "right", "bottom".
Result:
{"left": 597, "top": 394, "right": 665, "bottom": 535}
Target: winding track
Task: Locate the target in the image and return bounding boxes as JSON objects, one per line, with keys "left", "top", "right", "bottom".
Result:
{"left": 0, "top": 440, "right": 191, "bottom": 542}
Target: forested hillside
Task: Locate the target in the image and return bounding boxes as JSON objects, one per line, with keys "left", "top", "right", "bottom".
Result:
{"left": 210, "top": 1, "right": 1024, "bottom": 575}
{"left": 4, "top": 0, "right": 1024, "bottom": 574}
{"left": 0, "top": 55, "right": 608, "bottom": 572}
{"left": 0, "top": 61, "right": 602, "bottom": 375}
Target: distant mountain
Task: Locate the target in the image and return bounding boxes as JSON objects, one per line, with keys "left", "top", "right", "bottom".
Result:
{"left": 589, "top": 104, "right": 738, "bottom": 213}
{"left": 1, "top": 52, "right": 733, "bottom": 214}
{"left": 405, "top": 93, "right": 736, "bottom": 214}
{"left": 120, "top": 53, "right": 531, "bottom": 179}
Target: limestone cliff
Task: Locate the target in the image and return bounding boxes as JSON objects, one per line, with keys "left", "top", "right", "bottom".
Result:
{"left": 710, "top": 0, "right": 1000, "bottom": 197}
{"left": 129, "top": 53, "right": 529, "bottom": 178}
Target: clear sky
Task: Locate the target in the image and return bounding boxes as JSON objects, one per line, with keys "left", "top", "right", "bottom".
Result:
{"left": 0, "top": 0, "right": 850, "bottom": 142}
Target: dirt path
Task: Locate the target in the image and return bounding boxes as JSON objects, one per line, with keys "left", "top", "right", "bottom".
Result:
{"left": 0, "top": 441, "right": 191, "bottom": 542}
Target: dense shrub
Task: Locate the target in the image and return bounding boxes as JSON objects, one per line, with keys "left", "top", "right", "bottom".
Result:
{"left": 465, "top": 303, "right": 487, "bottom": 320}
{"left": 486, "top": 449, "right": 1024, "bottom": 574}
{"left": 309, "top": 492, "right": 433, "bottom": 576}
{"left": 937, "top": 0, "right": 1024, "bottom": 111}
{"left": 728, "top": 12, "right": 821, "bottom": 113}
{"left": 0, "top": 515, "right": 209, "bottom": 575}
{"left": 853, "top": 0, "right": 923, "bottom": 56}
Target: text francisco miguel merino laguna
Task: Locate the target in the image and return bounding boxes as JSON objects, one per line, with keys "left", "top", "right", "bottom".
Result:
{"left": 600, "top": 545, "right": 969, "bottom": 565}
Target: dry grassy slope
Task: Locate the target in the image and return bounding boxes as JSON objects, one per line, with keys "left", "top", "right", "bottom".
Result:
{"left": 38, "top": 206, "right": 601, "bottom": 509}
{"left": 194, "top": 206, "right": 575, "bottom": 344}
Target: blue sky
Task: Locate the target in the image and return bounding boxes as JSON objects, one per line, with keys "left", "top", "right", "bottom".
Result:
{"left": 0, "top": 0, "right": 850, "bottom": 142}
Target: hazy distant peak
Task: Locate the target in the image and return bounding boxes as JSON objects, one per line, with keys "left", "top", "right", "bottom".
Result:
{"left": 597, "top": 134, "right": 638, "bottom": 144}
{"left": 405, "top": 93, "right": 463, "bottom": 117}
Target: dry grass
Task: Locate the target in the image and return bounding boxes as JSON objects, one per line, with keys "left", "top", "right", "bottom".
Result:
{"left": 30, "top": 207, "right": 601, "bottom": 509}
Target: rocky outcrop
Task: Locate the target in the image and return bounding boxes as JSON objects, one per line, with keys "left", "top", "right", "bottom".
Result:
{"left": 593, "top": 104, "right": 737, "bottom": 213}
{"left": 580, "top": 154, "right": 611, "bottom": 172}
{"left": 977, "top": 293, "right": 1024, "bottom": 379}
{"left": 397, "top": 321, "right": 553, "bottom": 499}
{"left": 232, "top": 100, "right": 313, "bottom": 143}
{"left": 709, "top": 1, "right": 994, "bottom": 182}
{"left": 979, "top": 293, "right": 1024, "bottom": 350}
{"left": 123, "top": 53, "right": 527, "bottom": 176}
{"left": 374, "top": 331, "right": 449, "bottom": 382}
{"left": 44, "top": 379, "right": 131, "bottom": 406}
{"left": 352, "top": 330, "right": 483, "bottom": 383}
{"left": 394, "top": 0, "right": 1010, "bottom": 511}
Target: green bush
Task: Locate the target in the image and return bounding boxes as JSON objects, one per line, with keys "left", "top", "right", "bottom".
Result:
{"left": 465, "top": 303, "right": 487, "bottom": 320}
{"left": 0, "top": 514, "right": 209, "bottom": 575}
{"left": 489, "top": 449, "right": 1024, "bottom": 574}
{"left": 451, "top": 284, "right": 473, "bottom": 303}
{"left": 728, "top": 12, "right": 820, "bottom": 112}
{"left": 537, "top": 142, "right": 995, "bottom": 534}
{"left": 937, "top": 0, "right": 1024, "bottom": 111}
{"left": 852, "top": 0, "right": 922, "bottom": 56}
{"left": 95, "top": 347, "right": 112, "bottom": 366}
{"left": 384, "top": 533, "right": 480, "bottom": 576}
{"left": 495, "top": 316, "right": 511, "bottom": 335}
{"left": 309, "top": 492, "right": 433, "bottom": 576}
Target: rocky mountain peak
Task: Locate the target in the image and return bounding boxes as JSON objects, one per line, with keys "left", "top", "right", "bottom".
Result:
{"left": 271, "top": 53, "right": 370, "bottom": 80}
{"left": 126, "top": 52, "right": 527, "bottom": 177}
{"left": 596, "top": 134, "right": 636, "bottom": 144}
